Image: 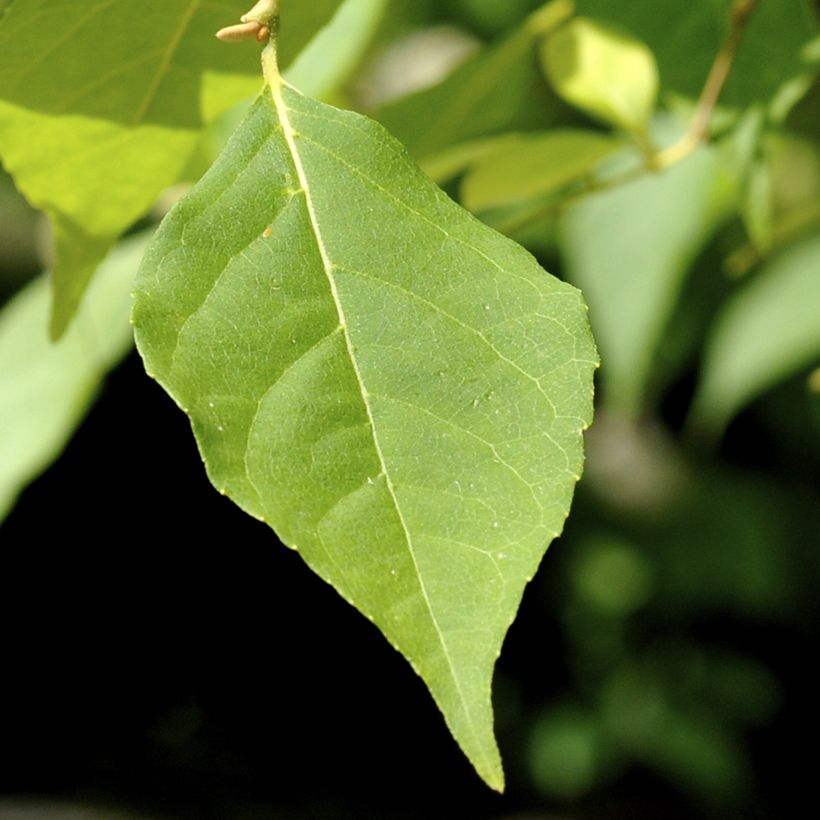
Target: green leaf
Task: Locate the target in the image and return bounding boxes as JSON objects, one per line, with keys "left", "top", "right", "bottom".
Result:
{"left": 541, "top": 17, "right": 658, "bottom": 134}
{"left": 461, "top": 129, "right": 620, "bottom": 212}
{"left": 690, "top": 233, "right": 820, "bottom": 435}
{"left": 376, "top": 0, "right": 574, "bottom": 160}
{"left": 0, "top": 232, "right": 150, "bottom": 524}
{"left": 278, "top": 0, "right": 347, "bottom": 70}
{"left": 285, "top": 0, "right": 387, "bottom": 100}
{"left": 133, "top": 68, "right": 597, "bottom": 789}
{"left": 559, "top": 121, "right": 737, "bottom": 415}
{"left": 419, "top": 134, "right": 522, "bottom": 185}
{"left": 0, "top": 0, "right": 341, "bottom": 338}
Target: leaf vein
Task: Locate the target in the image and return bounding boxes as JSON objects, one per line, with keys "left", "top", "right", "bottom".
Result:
{"left": 271, "top": 82, "right": 486, "bottom": 762}
{"left": 367, "top": 390, "right": 541, "bottom": 508}
{"left": 8, "top": 0, "right": 117, "bottom": 94}
{"left": 293, "top": 123, "right": 547, "bottom": 296}
{"left": 337, "top": 263, "right": 561, "bottom": 420}
{"left": 169, "top": 192, "right": 297, "bottom": 375}
{"left": 131, "top": 0, "right": 202, "bottom": 126}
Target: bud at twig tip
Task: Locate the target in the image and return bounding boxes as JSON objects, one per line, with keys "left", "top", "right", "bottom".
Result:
{"left": 216, "top": 20, "right": 263, "bottom": 43}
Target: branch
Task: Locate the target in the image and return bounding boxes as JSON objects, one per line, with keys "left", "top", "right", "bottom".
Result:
{"left": 652, "top": 0, "right": 759, "bottom": 169}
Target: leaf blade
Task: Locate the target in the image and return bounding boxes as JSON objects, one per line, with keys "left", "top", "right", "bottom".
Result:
{"left": 461, "top": 129, "right": 620, "bottom": 212}
{"left": 134, "top": 81, "right": 597, "bottom": 789}
{"left": 541, "top": 17, "right": 659, "bottom": 134}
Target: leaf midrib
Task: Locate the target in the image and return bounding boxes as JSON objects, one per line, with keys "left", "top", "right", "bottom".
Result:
{"left": 268, "top": 79, "right": 484, "bottom": 759}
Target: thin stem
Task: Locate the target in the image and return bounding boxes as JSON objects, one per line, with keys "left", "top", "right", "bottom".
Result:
{"left": 653, "top": 0, "right": 759, "bottom": 169}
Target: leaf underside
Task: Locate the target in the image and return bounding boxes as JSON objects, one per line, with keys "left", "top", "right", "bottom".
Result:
{"left": 133, "top": 80, "right": 597, "bottom": 789}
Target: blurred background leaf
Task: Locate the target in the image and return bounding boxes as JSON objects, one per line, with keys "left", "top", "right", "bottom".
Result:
{"left": 0, "top": 231, "right": 150, "bottom": 523}
{"left": 559, "top": 119, "right": 739, "bottom": 416}
{"left": 541, "top": 16, "right": 659, "bottom": 135}
{"left": 691, "top": 232, "right": 820, "bottom": 436}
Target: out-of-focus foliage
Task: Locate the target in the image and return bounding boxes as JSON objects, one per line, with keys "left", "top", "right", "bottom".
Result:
{"left": 0, "top": 232, "right": 150, "bottom": 522}
{"left": 560, "top": 125, "right": 739, "bottom": 415}
{"left": 541, "top": 17, "right": 659, "bottom": 135}
{"left": 691, "top": 234, "right": 820, "bottom": 435}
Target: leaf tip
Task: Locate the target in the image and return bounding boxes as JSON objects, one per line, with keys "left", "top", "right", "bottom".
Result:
{"left": 48, "top": 309, "right": 68, "bottom": 342}
{"left": 485, "top": 768, "right": 506, "bottom": 794}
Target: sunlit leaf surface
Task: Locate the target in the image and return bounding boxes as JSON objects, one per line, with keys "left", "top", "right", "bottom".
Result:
{"left": 0, "top": 0, "right": 341, "bottom": 336}
{"left": 134, "top": 65, "right": 597, "bottom": 789}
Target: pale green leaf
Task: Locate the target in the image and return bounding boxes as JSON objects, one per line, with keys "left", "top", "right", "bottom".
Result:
{"left": 690, "top": 233, "right": 820, "bottom": 434}
{"left": 461, "top": 129, "right": 620, "bottom": 212}
{"left": 559, "top": 120, "right": 737, "bottom": 415}
{"left": 419, "top": 134, "right": 521, "bottom": 185}
{"left": 285, "top": 0, "right": 387, "bottom": 100}
{"left": 0, "top": 232, "right": 150, "bottom": 523}
{"left": 0, "top": 0, "right": 340, "bottom": 337}
{"left": 541, "top": 17, "right": 658, "bottom": 134}
{"left": 133, "top": 72, "right": 597, "bottom": 789}
{"left": 277, "top": 0, "right": 347, "bottom": 70}
{"left": 376, "top": 0, "right": 574, "bottom": 160}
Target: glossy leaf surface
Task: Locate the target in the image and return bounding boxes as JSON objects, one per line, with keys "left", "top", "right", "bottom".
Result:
{"left": 133, "top": 74, "right": 597, "bottom": 789}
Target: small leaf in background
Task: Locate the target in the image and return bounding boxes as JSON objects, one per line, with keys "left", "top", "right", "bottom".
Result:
{"left": 377, "top": 0, "right": 574, "bottom": 160}
{"left": 740, "top": 157, "right": 775, "bottom": 255}
{"left": 133, "top": 68, "right": 597, "bottom": 788}
{"left": 541, "top": 17, "right": 658, "bottom": 134}
{"left": 0, "top": 0, "right": 342, "bottom": 338}
{"left": 559, "top": 120, "right": 737, "bottom": 416}
{"left": 600, "top": 667, "right": 751, "bottom": 801}
{"left": 690, "top": 233, "right": 820, "bottom": 436}
{"left": 461, "top": 129, "right": 620, "bottom": 212}
{"left": 0, "top": 232, "right": 150, "bottom": 524}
